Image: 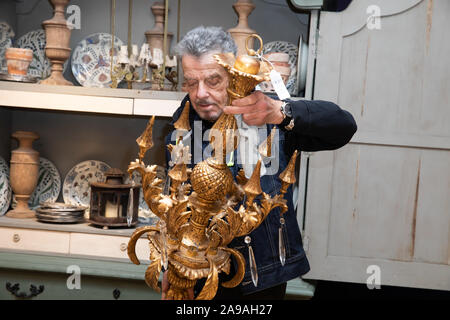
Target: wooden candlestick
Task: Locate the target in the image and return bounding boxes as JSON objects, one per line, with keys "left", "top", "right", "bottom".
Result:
{"left": 145, "top": 1, "right": 173, "bottom": 60}
{"left": 41, "top": 0, "right": 73, "bottom": 86}
{"left": 145, "top": 1, "right": 173, "bottom": 90}
{"left": 228, "top": 0, "right": 256, "bottom": 56}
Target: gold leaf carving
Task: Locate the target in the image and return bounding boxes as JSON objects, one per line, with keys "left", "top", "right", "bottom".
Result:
{"left": 195, "top": 257, "right": 219, "bottom": 300}
{"left": 221, "top": 247, "right": 245, "bottom": 288}
{"left": 145, "top": 260, "right": 162, "bottom": 292}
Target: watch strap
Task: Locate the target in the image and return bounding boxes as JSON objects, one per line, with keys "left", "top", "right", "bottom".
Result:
{"left": 279, "top": 101, "right": 294, "bottom": 131}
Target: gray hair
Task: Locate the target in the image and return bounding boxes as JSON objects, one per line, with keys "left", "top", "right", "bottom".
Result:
{"left": 175, "top": 26, "right": 237, "bottom": 57}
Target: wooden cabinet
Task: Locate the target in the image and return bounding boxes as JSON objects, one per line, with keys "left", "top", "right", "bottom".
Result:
{"left": 0, "top": 217, "right": 314, "bottom": 299}
{"left": 0, "top": 217, "right": 157, "bottom": 300}
{"left": 0, "top": 250, "right": 159, "bottom": 300}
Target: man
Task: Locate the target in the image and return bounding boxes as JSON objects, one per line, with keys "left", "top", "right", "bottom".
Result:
{"left": 162, "top": 26, "right": 357, "bottom": 300}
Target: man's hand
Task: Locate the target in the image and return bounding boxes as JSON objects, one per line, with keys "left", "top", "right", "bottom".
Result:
{"left": 161, "top": 270, "right": 195, "bottom": 300}
{"left": 223, "top": 91, "right": 284, "bottom": 126}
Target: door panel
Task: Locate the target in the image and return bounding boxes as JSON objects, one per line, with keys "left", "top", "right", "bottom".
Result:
{"left": 327, "top": 144, "right": 420, "bottom": 262}
{"left": 302, "top": 0, "right": 450, "bottom": 290}
{"left": 414, "top": 150, "right": 450, "bottom": 265}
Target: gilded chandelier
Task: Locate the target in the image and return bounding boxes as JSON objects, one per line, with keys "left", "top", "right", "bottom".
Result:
{"left": 127, "top": 35, "right": 298, "bottom": 300}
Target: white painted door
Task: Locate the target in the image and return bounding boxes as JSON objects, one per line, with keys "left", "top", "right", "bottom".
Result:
{"left": 301, "top": 0, "right": 450, "bottom": 291}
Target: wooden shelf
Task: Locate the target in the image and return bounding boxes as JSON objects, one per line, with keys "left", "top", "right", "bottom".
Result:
{"left": 0, "top": 81, "right": 185, "bottom": 117}
{"left": 0, "top": 215, "right": 138, "bottom": 237}
{"left": 0, "top": 216, "right": 151, "bottom": 262}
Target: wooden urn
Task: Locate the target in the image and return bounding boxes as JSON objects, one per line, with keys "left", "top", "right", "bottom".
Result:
{"left": 7, "top": 131, "right": 40, "bottom": 219}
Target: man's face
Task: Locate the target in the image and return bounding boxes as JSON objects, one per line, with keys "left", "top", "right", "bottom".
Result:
{"left": 182, "top": 53, "right": 229, "bottom": 121}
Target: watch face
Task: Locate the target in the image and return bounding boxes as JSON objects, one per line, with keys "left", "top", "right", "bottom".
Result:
{"left": 284, "top": 103, "right": 293, "bottom": 117}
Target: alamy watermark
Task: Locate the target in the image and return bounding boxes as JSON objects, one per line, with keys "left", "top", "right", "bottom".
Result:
{"left": 367, "top": 5, "right": 382, "bottom": 30}
{"left": 66, "top": 265, "right": 81, "bottom": 290}
{"left": 366, "top": 264, "right": 381, "bottom": 289}
{"left": 66, "top": 5, "right": 81, "bottom": 30}
{"left": 169, "top": 121, "right": 281, "bottom": 175}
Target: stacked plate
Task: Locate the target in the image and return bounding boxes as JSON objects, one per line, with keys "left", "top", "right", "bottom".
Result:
{"left": 35, "top": 202, "right": 87, "bottom": 224}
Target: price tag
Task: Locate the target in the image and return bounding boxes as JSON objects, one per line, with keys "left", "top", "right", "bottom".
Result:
{"left": 269, "top": 70, "right": 290, "bottom": 100}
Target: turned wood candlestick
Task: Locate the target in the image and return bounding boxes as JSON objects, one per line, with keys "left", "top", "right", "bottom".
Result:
{"left": 7, "top": 131, "right": 40, "bottom": 219}
{"left": 145, "top": 1, "right": 173, "bottom": 59}
{"left": 41, "top": 0, "right": 73, "bottom": 86}
{"left": 228, "top": 0, "right": 256, "bottom": 56}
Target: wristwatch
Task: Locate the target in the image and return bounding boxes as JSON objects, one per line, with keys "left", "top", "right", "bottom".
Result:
{"left": 279, "top": 100, "right": 294, "bottom": 131}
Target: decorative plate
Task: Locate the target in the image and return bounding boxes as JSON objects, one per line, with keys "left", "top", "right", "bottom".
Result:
{"left": 262, "top": 41, "right": 298, "bottom": 96}
{"left": 125, "top": 166, "right": 165, "bottom": 220}
{"left": 63, "top": 160, "right": 111, "bottom": 207}
{"left": 29, "top": 158, "right": 61, "bottom": 210}
{"left": 0, "top": 157, "right": 12, "bottom": 216}
{"left": 71, "top": 33, "right": 124, "bottom": 87}
{"left": 0, "top": 22, "right": 15, "bottom": 73}
{"left": 35, "top": 206, "right": 85, "bottom": 224}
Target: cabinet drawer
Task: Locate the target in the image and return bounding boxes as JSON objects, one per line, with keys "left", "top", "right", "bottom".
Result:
{"left": 0, "top": 227, "right": 70, "bottom": 254}
{"left": 70, "top": 233, "right": 150, "bottom": 262}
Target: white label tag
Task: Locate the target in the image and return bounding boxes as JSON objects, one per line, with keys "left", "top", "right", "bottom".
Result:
{"left": 270, "top": 70, "right": 291, "bottom": 100}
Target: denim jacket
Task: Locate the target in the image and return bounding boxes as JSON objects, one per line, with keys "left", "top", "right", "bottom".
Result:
{"left": 165, "top": 94, "right": 357, "bottom": 295}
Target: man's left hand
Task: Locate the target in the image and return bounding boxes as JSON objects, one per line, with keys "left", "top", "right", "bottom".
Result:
{"left": 223, "top": 91, "right": 284, "bottom": 126}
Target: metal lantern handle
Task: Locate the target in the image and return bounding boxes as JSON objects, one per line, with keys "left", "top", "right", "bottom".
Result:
{"left": 245, "top": 34, "right": 263, "bottom": 57}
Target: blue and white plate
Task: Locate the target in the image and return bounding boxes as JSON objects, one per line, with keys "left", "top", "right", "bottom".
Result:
{"left": 0, "top": 157, "right": 12, "bottom": 216}
{"left": 71, "top": 33, "right": 124, "bottom": 87}
{"left": 0, "top": 22, "right": 15, "bottom": 73}
{"left": 29, "top": 158, "right": 61, "bottom": 209}
{"left": 63, "top": 160, "right": 111, "bottom": 207}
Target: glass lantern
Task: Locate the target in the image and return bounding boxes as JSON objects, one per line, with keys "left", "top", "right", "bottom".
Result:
{"left": 88, "top": 168, "right": 140, "bottom": 228}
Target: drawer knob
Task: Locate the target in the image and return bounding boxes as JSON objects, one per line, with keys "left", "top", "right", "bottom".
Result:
{"left": 13, "top": 234, "right": 20, "bottom": 243}
{"left": 113, "top": 288, "right": 121, "bottom": 300}
{"left": 120, "top": 243, "right": 127, "bottom": 252}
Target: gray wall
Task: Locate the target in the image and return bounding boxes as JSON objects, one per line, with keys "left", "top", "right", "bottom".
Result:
{"left": 0, "top": 108, "right": 11, "bottom": 162}
{"left": 9, "top": 109, "right": 171, "bottom": 202}
{"left": 0, "top": 0, "right": 16, "bottom": 32}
